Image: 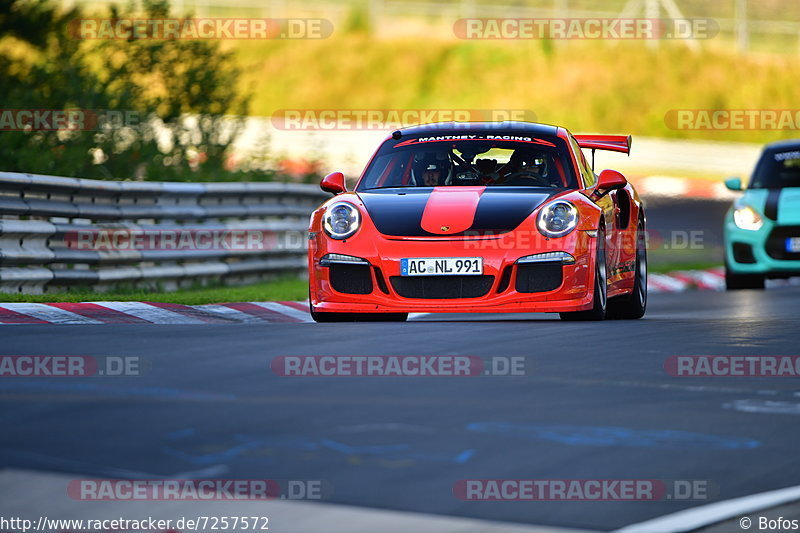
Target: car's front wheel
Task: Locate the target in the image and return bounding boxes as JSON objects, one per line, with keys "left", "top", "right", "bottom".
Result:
{"left": 725, "top": 265, "right": 765, "bottom": 290}
{"left": 560, "top": 227, "right": 607, "bottom": 321}
{"left": 607, "top": 220, "right": 647, "bottom": 319}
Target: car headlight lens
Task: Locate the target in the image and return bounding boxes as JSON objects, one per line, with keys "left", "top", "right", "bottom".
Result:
{"left": 323, "top": 202, "right": 361, "bottom": 239}
{"left": 537, "top": 200, "right": 579, "bottom": 238}
{"left": 517, "top": 252, "right": 576, "bottom": 264}
{"left": 733, "top": 206, "right": 763, "bottom": 231}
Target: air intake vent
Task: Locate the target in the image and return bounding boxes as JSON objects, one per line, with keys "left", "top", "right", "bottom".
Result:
{"left": 329, "top": 263, "right": 373, "bottom": 294}
{"left": 390, "top": 275, "right": 494, "bottom": 299}
{"left": 515, "top": 262, "right": 562, "bottom": 293}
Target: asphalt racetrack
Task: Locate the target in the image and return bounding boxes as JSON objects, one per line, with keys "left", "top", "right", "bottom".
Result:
{"left": 2, "top": 287, "right": 799, "bottom": 531}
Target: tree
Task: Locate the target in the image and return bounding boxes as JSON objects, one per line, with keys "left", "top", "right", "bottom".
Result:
{"left": 0, "top": 0, "right": 281, "bottom": 181}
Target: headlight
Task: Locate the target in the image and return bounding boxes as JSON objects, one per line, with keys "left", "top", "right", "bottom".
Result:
{"left": 733, "top": 206, "right": 763, "bottom": 231}
{"left": 323, "top": 202, "right": 361, "bottom": 239}
{"left": 319, "top": 253, "right": 369, "bottom": 266}
{"left": 537, "top": 200, "right": 579, "bottom": 238}
{"left": 517, "top": 251, "right": 576, "bottom": 264}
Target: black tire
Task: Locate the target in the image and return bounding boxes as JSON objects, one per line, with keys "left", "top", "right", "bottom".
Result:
{"left": 725, "top": 265, "right": 765, "bottom": 290}
{"left": 560, "top": 227, "right": 607, "bottom": 321}
{"left": 607, "top": 220, "right": 647, "bottom": 320}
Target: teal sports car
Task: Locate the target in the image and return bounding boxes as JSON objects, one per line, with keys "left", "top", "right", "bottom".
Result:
{"left": 724, "top": 139, "right": 800, "bottom": 290}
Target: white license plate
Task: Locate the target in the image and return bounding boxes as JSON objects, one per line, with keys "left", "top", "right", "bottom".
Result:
{"left": 787, "top": 237, "right": 800, "bottom": 253}
{"left": 401, "top": 257, "right": 483, "bottom": 276}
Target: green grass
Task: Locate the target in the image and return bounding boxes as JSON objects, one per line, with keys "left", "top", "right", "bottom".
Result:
{"left": 6, "top": 15, "right": 797, "bottom": 145}
{"left": 0, "top": 264, "right": 722, "bottom": 305}
{"left": 0, "top": 277, "right": 309, "bottom": 305}
{"left": 230, "top": 35, "right": 800, "bottom": 145}
{"left": 649, "top": 261, "right": 721, "bottom": 274}
{"left": 648, "top": 243, "right": 723, "bottom": 266}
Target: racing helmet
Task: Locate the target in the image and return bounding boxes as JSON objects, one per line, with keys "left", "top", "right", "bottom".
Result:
{"left": 411, "top": 151, "right": 452, "bottom": 186}
{"left": 511, "top": 151, "right": 547, "bottom": 176}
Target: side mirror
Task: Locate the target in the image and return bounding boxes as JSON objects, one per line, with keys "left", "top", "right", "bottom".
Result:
{"left": 320, "top": 172, "right": 346, "bottom": 195}
{"left": 593, "top": 169, "right": 627, "bottom": 198}
{"left": 724, "top": 176, "right": 742, "bottom": 191}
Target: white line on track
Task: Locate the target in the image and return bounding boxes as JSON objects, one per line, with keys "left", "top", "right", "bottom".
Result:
{"left": 527, "top": 375, "right": 788, "bottom": 397}
{"left": 724, "top": 399, "right": 800, "bottom": 415}
{"left": 615, "top": 484, "right": 800, "bottom": 533}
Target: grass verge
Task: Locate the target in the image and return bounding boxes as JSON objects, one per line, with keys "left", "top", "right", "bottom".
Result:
{"left": 232, "top": 36, "right": 800, "bottom": 145}
{"left": 649, "top": 262, "right": 721, "bottom": 274}
{"left": 0, "top": 277, "right": 309, "bottom": 305}
{"left": 0, "top": 265, "right": 725, "bottom": 305}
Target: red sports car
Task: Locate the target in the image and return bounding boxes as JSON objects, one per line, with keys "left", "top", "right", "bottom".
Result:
{"left": 308, "top": 122, "right": 646, "bottom": 321}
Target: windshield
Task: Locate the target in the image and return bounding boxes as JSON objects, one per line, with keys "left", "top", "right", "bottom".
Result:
{"left": 750, "top": 147, "right": 800, "bottom": 189}
{"left": 357, "top": 133, "right": 577, "bottom": 191}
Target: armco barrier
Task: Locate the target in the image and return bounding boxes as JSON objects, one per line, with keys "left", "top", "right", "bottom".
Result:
{"left": 0, "top": 172, "right": 329, "bottom": 294}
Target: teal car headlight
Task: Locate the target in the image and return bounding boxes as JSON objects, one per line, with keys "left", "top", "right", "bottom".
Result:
{"left": 733, "top": 206, "right": 763, "bottom": 231}
{"left": 323, "top": 202, "right": 361, "bottom": 239}
{"left": 537, "top": 200, "right": 579, "bottom": 238}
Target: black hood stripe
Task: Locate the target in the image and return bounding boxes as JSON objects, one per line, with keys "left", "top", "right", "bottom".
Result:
{"left": 359, "top": 188, "right": 559, "bottom": 237}
{"left": 360, "top": 190, "right": 429, "bottom": 236}
{"left": 471, "top": 191, "right": 553, "bottom": 231}
{"left": 764, "top": 189, "right": 781, "bottom": 221}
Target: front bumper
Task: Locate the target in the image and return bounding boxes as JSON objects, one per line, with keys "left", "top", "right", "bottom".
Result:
{"left": 725, "top": 219, "right": 800, "bottom": 276}
{"left": 309, "top": 229, "right": 597, "bottom": 313}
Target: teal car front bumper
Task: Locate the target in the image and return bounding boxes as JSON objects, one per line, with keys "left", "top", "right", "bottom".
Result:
{"left": 725, "top": 210, "right": 800, "bottom": 276}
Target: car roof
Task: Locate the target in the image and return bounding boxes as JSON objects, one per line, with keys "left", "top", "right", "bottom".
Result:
{"left": 393, "top": 121, "right": 561, "bottom": 137}
{"left": 763, "top": 138, "right": 800, "bottom": 152}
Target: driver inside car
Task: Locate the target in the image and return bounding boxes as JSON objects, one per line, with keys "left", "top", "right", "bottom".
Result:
{"left": 520, "top": 155, "right": 546, "bottom": 176}
{"left": 411, "top": 151, "right": 452, "bottom": 186}
{"left": 501, "top": 151, "right": 551, "bottom": 185}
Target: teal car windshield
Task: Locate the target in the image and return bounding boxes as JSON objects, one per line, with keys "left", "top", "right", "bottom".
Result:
{"left": 750, "top": 148, "right": 800, "bottom": 189}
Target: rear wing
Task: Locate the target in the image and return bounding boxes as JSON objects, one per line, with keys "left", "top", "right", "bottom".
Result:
{"left": 574, "top": 134, "right": 632, "bottom": 170}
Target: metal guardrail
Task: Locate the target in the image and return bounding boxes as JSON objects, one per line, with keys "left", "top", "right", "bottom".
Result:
{"left": 0, "top": 172, "right": 329, "bottom": 294}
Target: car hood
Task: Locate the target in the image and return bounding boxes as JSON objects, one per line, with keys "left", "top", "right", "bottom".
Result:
{"left": 743, "top": 187, "right": 800, "bottom": 225}
{"left": 357, "top": 186, "right": 560, "bottom": 237}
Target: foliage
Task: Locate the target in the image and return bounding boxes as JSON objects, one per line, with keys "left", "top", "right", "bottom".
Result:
{"left": 0, "top": 0, "right": 308, "bottom": 181}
